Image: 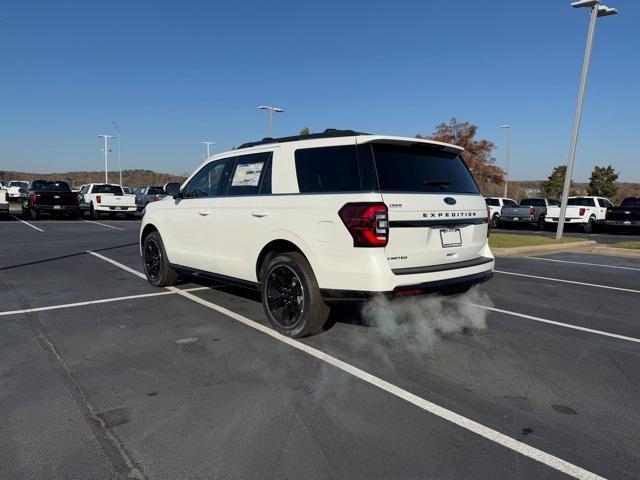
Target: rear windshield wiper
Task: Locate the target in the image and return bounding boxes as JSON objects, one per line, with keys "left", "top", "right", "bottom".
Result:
{"left": 422, "top": 180, "right": 450, "bottom": 190}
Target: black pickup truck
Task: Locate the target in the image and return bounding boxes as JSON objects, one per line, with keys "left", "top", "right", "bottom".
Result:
{"left": 21, "top": 180, "right": 80, "bottom": 219}
{"left": 605, "top": 197, "right": 640, "bottom": 231}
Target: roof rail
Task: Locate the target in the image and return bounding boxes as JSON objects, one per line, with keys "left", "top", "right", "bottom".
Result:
{"left": 237, "top": 128, "right": 370, "bottom": 149}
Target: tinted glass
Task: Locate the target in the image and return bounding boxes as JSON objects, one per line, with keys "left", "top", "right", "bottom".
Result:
{"left": 568, "top": 197, "right": 595, "bottom": 206}
{"left": 549, "top": 199, "right": 560, "bottom": 206}
{"left": 92, "top": 184, "right": 123, "bottom": 194}
{"left": 519, "top": 198, "right": 545, "bottom": 207}
{"left": 372, "top": 144, "right": 479, "bottom": 194}
{"left": 226, "top": 152, "right": 272, "bottom": 196}
{"left": 182, "top": 158, "right": 231, "bottom": 199}
{"left": 295, "top": 145, "right": 360, "bottom": 193}
{"left": 485, "top": 198, "right": 499, "bottom": 206}
{"left": 80, "top": 185, "right": 89, "bottom": 194}
{"left": 260, "top": 158, "right": 272, "bottom": 195}
{"left": 621, "top": 198, "right": 640, "bottom": 207}
{"left": 503, "top": 199, "right": 518, "bottom": 207}
{"left": 147, "top": 187, "right": 163, "bottom": 195}
{"left": 30, "top": 181, "right": 71, "bottom": 191}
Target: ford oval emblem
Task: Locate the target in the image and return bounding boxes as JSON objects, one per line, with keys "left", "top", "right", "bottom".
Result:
{"left": 444, "top": 197, "right": 456, "bottom": 205}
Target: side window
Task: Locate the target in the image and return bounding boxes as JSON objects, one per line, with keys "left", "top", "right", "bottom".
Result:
{"left": 504, "top": 200, "right": 518, "bottom": 208}
{"left": 226, "top": 152, "right": 272, "bottom": 196}
{"left": 295, "top": 145, "right": 360, "bottom": 193}
{"left": 598, "top": 198, "right": 612, "bottom": 208}
{"left": 182, "top": 158, "right": 232, "bottom": 199}
{"left": 80, "top": 185, "right": 89, "bottom": 194}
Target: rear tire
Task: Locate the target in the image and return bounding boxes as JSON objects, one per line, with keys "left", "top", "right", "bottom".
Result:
{"left": 490, "top": 214, "right": 500, "bottom": 229}
{"left": 584, "top": 216, "right": 596, "bottom": 233}
{"left": 142, "top": 231, "right": 179, "bottom": 287}
{"left": 90, "top": 204, "right": 100, "bottom": 219}
{"left": 29, "top": 208, "right": 39, "bottom": 220}
{"left": 261, "top": 252, "right": 329, "bottom": 338}
{"left": 537, "top": 216, "right": 546, "bottom": 231}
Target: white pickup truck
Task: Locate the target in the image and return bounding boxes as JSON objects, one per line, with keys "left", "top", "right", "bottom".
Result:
{"left": 484, "top": 197, "right": 518, "bottom": 229}
{"left": 79, "top": 183, "right": 137, "bottom": 219}
{"left": 0, "top": 186, "right": 9, "bottom": 218}
{"left": 545, "top": 196, "right": 612, "bottom": 233}
{"left": 6, "top": 181, "right": 30, "bottom": 201}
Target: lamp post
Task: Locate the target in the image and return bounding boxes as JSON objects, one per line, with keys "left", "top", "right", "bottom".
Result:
{"left": 257, "top": 105, "right": 284, "bottom": 137}
{"left": 201, "top": 141, "right": 215, "bottom": 159}
{"left": 500, "top": 125, "right": 511, "bottom": 198}
{"left": 112, "top": 121, "right": 122, "bottom": 186}
{"left": 556, "top": 0, "right": 618, "bottom": 239}
{"left": 98, "top": 134, "right": 115, "bottom": 183}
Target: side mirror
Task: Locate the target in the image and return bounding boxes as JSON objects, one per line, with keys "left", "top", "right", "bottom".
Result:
{"left": 164, "top": 182, "right": 181, "bottom": 198}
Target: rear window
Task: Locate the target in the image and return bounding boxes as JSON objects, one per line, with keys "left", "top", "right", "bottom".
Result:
{"left": 295, "top": 145, "right": 361, "bottom": 193}
{"left": 568, "top": 197, "right": 595, "bottom": 207}
{"left": 371, "top": 143, "right": 479, "bottom": 194}
{"left": 10, "top": 181, "right": 29, "bottom": 188}
{"left": 485, "top": 198, "right": 499, "bottom": 206}
{"left": 30, "top": 181, "right": 71, "bottom": 192}
{"left": 519, "top": 198, "right": 546, "bottom": 207}
{"left": 92, "top": 184, "right": 123, "bottom": 194}
{"left": 621, "top": 198, "right": 640, "bottom": 207}
{"left": 147, "top": 187, "right": 163, "bottom": 195}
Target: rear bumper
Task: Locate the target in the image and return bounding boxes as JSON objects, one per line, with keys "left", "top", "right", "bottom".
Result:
{"left": 321, "top": 270, "right": 493, "bottom": 302}
{"left": 94, "top": 205, "right": 137, "bottom": 212}
{"left": 0, "top": 204, "right": 8, "bottom": 213}
{"left": 31, "top": 205, "right": 79, "bottom": 213}
{"left": 500, "top": 216, "right": 535, "bottom": 223}
{"left": 606, "top": 220, "right": 640, "bottom": 227}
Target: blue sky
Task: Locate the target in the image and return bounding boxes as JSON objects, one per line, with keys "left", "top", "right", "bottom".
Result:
{"left": 1, "top": 0, "right": 638, "bottom": 181}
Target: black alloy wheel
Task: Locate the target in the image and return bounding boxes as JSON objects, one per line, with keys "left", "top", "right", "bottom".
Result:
{"left": 143, "top": 238, "right": 162, "bottom": 282}
{"left": 265, "top": 265, "right": 305, "bottom": 330}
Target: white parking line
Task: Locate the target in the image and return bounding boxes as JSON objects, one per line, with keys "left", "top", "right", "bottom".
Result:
{"left": 469, "top": 304, "right": 640, "bottom": 344}
{"left": 10, "top": 215, "right": 44, "bottom": 232}
{"left": 88, "top": 250, "right": 604, "bottom": 480}
{"left": 495, "top": 270, "right": 640, "bottom": 294}
{"left": 0, "top": 287, "right": 209, "bottom": 317}
{"left": 524, "top": 256, "right": 640, "bottom": 272}
{"left": 82, "top": 219, "right": 126, "bottom": 231}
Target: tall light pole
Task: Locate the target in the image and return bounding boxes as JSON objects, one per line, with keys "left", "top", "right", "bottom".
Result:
{"left": 112, "top": 121, "right": 122, "bottom": 186}
{"left": 201, "top": 141, "right": 215, "bottom": 159}
{"left": 98, "top": 134, "right": 115, "bottom": 183}
{"left": 500, "top": 125, "right": 512, "bottom": 198}
{"left": 257, "top": 105, "right": 284, "bottom": 137}
{"left": 556, "top": 0, "right": 618, "bottom": 239}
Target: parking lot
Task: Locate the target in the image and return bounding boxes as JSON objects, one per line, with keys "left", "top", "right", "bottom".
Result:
{"left": 1, "top": 215, "right": 639, "bottom": 480}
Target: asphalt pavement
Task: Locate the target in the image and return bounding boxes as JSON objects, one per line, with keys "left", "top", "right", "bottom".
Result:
{"left": 1, "top": 214, "right": 639, "bottom": 479}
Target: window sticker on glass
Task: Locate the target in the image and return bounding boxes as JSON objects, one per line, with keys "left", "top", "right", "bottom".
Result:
{"left": 232, "top": 162, "right": 264, "bottom": 187}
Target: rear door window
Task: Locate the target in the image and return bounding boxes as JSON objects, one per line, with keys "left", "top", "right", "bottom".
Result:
{"left": 371, "top": 143, "right": 479, "bottom": 194}
{"left": 295, "top": 145, "right": 360, "bottom": 193}
{"left": 485, "top": 198, "right": 499, "bottom": 206}
{"left": 503, "top": 199, "right": 518, "bottom": 208}
{"left": 598, "top": 198, "right": 613, "bottom": 208}
{"left": 226, "top": 152, "right": 272, "bottom": 196}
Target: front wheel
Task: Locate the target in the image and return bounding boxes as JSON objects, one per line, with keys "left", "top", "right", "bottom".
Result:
{"left": 142, "top": 231, "right": 179, "bottom": 287}
{"left": 261, "top": 252, "right": 329, "bottom": 338}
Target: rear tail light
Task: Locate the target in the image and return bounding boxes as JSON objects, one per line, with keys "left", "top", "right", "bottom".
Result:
{"left": 339, "top": 203, "right": 388, "bottom": 247}
{"left": 486, "top": 206, "right": 491, "bottom": 237}
{"left": 29, "top": 193, "right": 38, "bottom": 203}
{"left": 605, "top": 210, "right": 611, "bottom": 220}
{"left": 579, "top": 207, "right": 585, "bottom": 216}
{"left": 73, "top": 194, "right": 80, "bottom": 205}
{"left": 395, "top": 288, "right": 423, "bottom": 297}
{"left": 96, "top": 195, "right": 102, "bottom": 204}
{"left": 529, "top": 207, "right": 536, "bottom": 216}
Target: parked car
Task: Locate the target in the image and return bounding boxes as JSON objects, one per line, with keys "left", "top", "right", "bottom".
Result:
{"left": 485, "top": 197, "right": 518, "bottom": 229}
{"left": 499, "top": 198, "right": 560, "bottom": 230}
{"left": 605, "top": 197, "right": 640, "bottom": 232}
{"left": 6, "top": 181, "right": 30, "bottom": 201}
{"left": 134, "top": 186, "right": 167, "bottom": 212}
{"left": 122, "top": 186, "right": 134, "bottom": 194}
{"left": 20, "top": 180, "right": 80, "bottom": 219}
{"left": 79, "top": 183, "right": 137, "bottom": 219}
{"left": 140, "top": 129, "right": 494, "bottom": 338}
{"left": 545, "top": 196, "right": 612, "bottom": 233}
{"left": 0, "top": 185, "right": 9, "bottom": 218}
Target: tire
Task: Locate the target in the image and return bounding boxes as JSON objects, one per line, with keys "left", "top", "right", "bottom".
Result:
{"left": 537, "top": 216, "right": 546, "bottom": 231}
{"left": 142, "top": 231, "right": 179, "bottom": 287}
{"left": 90, "top": 204, "right": 100, "bottom": 220}
{"left": 584, "top": 216, "right": 596, "bottom": 233}
{"left": 125, "top": 213, "right": 136, "bottom": 220}
{"left": 490, "top": 214, "right": 500, "bottom": 229}
{"left": 29, "top": 208, "right": 39, "bottom": 220}
{"left": 261, "top": 252, "right": 329, "bottom": 338}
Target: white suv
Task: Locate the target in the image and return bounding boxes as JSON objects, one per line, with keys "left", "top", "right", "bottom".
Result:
{"left": 140, "top": 129, "right": 494, "bottom": 337}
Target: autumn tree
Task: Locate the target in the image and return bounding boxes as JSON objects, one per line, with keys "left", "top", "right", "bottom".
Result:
{"left": 539, "top": 165, "right": 573, "bottom": 199}
{"left": 300, "top": 127, "right": 311, "bottom": 136}
{"left": 587, "top": 165, "right": 618, "bottom": 198}
{"left": 418, "top": 118, "right": 504, "bottom": 194}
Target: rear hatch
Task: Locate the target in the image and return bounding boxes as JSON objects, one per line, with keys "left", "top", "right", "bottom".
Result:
{"left": 363, "top": 141, "right": 489, "bottom": 271}
{"left": 36, "top": 191, "right": 78, "bottom": 206}
{"left": 501, "top": 206, "right": 532, "bottom": 218}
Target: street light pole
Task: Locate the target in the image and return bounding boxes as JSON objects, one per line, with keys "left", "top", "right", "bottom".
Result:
{"left": 257, "top": 105, "right": 284, "bottom": 137}
{"left": 98, "top": 134, "right": 115, "bottom": 183}
{"left": 500, "top": 125, "right": 511, "bottom": 198}
{"left": 112, "top": 121, "right": 122, "bottom": 186}
{"left": 556, "top": 0, "right": 618, "bottom": 239}
{"left": 201, "top": 141, "right": 215, "bottom": 159}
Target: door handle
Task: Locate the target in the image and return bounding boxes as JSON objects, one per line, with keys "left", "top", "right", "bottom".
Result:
{"left": 198, "top": 209, "right": 211, "bottom": 216}
{"left": 251, "top": 209, "right": 269, "bottom": 218}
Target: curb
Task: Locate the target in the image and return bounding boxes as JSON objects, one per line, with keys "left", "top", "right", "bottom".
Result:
{"left": 492, "top": 240, "right": 596, "bottom": 258}
{"left": 588, "top": 245, "right": 640, "bottom": 258}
